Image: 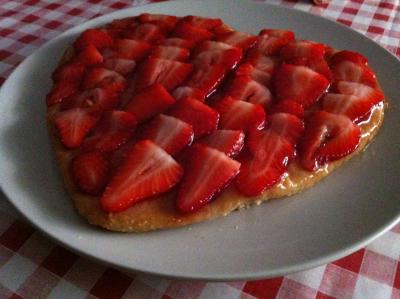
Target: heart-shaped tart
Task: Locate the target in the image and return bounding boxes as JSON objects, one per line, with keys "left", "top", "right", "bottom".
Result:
{"left": 46, "top": 14, "right": 385, "bottom": 232}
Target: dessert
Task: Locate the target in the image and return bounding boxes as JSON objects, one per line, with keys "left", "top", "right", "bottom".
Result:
{"left": 46, "top": 14, "right": 385, "bottom": 232}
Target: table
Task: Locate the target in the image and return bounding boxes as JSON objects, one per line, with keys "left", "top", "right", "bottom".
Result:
{"left": 0, "top": 0, "right": 399, "bottom": 298}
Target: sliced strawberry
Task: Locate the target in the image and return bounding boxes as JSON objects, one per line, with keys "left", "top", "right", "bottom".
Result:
{"left": 138, "top": 13, "right": 178, "bottom": 31}
{"left": 235, "top": 63, "right": 271, "bottom": 85}
{"left": 250, "top": 30, "right": 294, "bottom": 56}
{"left": 53, "top": 108, "right": 98, "bottom": 148}
{"left": 160, "top": 38, "right": 196, "bottom": 49}
{"left": 259, "top": 28, "right": 295, "bottom": 40}
{"left": 330, "top": 50, "right": 368, "bottom": 66}
{"left": 198, "top": 129, "right": 245, "bottom": 157}
{"left": 149, "top": 46, "right": 190, "bottom": 62}
{"left": 112, "top": 38, "right": 151, "bottom": 60}
{"left": 217, "top": 31, "right": 257, "bottom": 50}
{"left": 135, "top": 58, "right": 193, "bottom": 91}
{"left": 83, "top": 67, "right": 126, "bottom": 92}
{"left": 322, "top": 81, "right": 384, "bottom": 122}
{"left": 213, "top": 23, "right": 235, "bottom": 35}
{"left": 227, "top": 75, "right": 273, "bottom": 108}
{"left": 194, "top": 47, "right": 242, "bottom": 70}
{"left": 280, "top": 40, "right": 326, "bottom": 61}
{"left": 286, "top": 56, "right": 332, "bottom": 81}
{"left": 108, "top": 17, "right": 137, "bottom": 30}
{"left": 269, "top": 99, "right": 305, "bottom": 119}
{"left": 185, "top": 64, "right": 226, "bottom": 96}
{"left": 331, "top": 60, "right": 377, "bottom": 87}
{"left": 82, "top": 110, "right": 137, "bottom": 153}
{"left": 214, "top": 96, "right": 266, "bottom": 131}
{"left": 266, "top": 113, "right": 304, "bottom": 145}
{"left": 195, "top": 40, "right": 234, "bottom": 53}
{"left": 183, "top": 15, "right": 223, "bottom": 30}
{"left": 101, "top": 140, "right": 184, "bottom": 213}
{"left": 236, "top": 131, "right": 294, "bottom": 196}
{"left": 273, "top": 64, "right": 329, "bottom": 107}
{"left": 53, "top": 63, "right": 86, "bottom": 82}
{"left": 172, "top": 86, "right": 206, "bottom": 102}
{"left": 102, "top": 58, "right": 136, "bottom": 75}
{"left": 74, "top": 29, "right": 113, "bottom": 50}
{"left": 71, "top": 151, "right": 109, "bottom": 195}
{"left": 176, "top": 144, "right": 240, "bottom": 214}
{"left": 125, "top": 83, "right": 176, "bottom": 123}
{"left": 139, "top": 114, "right": 194, "bottom": 155}
{"left": 167, "top": 98, "right": 219, "bottom": 138}
{"left": 74, "top": 44, "right": 103, "bottom": 65}
{"left": 125, "top": 23, "right": 165, "bottom": 42}
{"left": 246, "top": 53, "right": 279, "bottom": 75}
{"left": 46, "top": 81, "right": 79, "bottom": 106}
{"left": 172, "top": 21, "right": 214, "bottom": 43}
{"left": 299, "top": 111, "right": 361, "bottom": 171}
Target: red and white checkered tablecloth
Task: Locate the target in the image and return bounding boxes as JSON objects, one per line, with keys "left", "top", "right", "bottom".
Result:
{"left": 0, "top": 0, "right": 399, "bottom": 298}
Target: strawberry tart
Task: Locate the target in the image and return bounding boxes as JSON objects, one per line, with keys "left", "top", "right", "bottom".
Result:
{"left": 46, "top": 14, "right": 385, "bottom": 232}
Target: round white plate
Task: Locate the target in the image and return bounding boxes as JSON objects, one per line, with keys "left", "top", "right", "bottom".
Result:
{"left": 0, "top": 0, "right": 399, "bottom": 280}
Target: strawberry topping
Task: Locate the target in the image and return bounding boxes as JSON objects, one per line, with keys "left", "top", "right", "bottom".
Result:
{"left": 269, "top": 99, "right": 305, "bottom": 119}
{"left": 74, "top": 29, "right": 113, "bottom": 50}
{"left": 217, "top": 31, "right": 257, "bottom": 50}
{"left": 197, "top": 129, "right": 245, "bottom": 157}
{"left": 149, "top": 46, "right": 190, "bottom": 62}
{"left": 111, "top": 38, "right": 151, "bottom": 60}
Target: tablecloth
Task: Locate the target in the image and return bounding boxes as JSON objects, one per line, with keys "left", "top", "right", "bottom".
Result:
{"left": 0, "top": 0, "right": 399, "bottom": 298}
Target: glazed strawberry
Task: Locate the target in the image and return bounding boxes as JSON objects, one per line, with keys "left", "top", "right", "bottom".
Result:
{"left": 149, "top": 46, "right": 190, "bottom": 62}
{"left": 176, "top": 144, "right": 241, "bottom": 214}
{"left": 82, "top": 110, "right": 137, "bottom": 153}
{"left": 194, "top": 40, "right": 234, "bottom": 53}
{"left": 217, "top": 31, "right": 257, "bottom": 50}
{"left": 53, "top": 108, "right": 98, "bottom": 148}
{"left": 246, "top": 53, "right": 279, "bottom": 75}
{"left": 197, "top": 129, "right": 245, "bottom": 157}
{"left": 160, "top": 38, "right": 196, "bottom": 49}
{"left": 260, "top": 28, "right": 295, "bottom": 41}
{"left": 213, "top": 23, "right": 235, "bottom": 35}
{"left": 269, "top": 99, "right": 305, "bottom": 119}
{"left": 267, "top": 112, "right": 304, "bottom": 145}
{"left": 172, "top": 86, "right": 206, "bottom": 101}
{"left": 108, "top": 17, "right": 137, "bottom": 30}
{"left": 236, "top": 131, "right": 294, "bottom": 196}
{"left": 185, "top": 64, "right": 226, "bottom": 96}
{"left": 299, "top": 111, "right": 361, "bottom": 171}
{"left": 280, "top": 40, "right": 326, "bottom": 61}
{"left": 139, "top": 114, "right": 194, "bottom": 155}
{"left": 135, "top": 58, "right": 193, "bottom": 91}
{"left": 250, "top": 29, "right": 294, "bottom": 56}
{"left": 194, "top": 47, "right": 242, "bottom": 70}
{"left": 126, "top": 23, "right": 165, "bottom": 42}
{"left": 111, "top": 38, "right": 151, "bottom": 60}
{"left": 53, "top": 63, "right": 86, "bottom": 82}
{"left": 330, "top": 50, "right": 368, "bottom": 66}
{"left": 322, "top": 81, "right": 384, "bottom": 122}
{"left": 235, "top": 63, "right": 271, "bottom": 85}
{"left": 273, "top": 64, "right": 329, "bottom": 107}
{"left": 214, "top": 96, "right": 266, "bottom": 131}
{"left": 125, "top": 83, "right": 176, "bottom": 123}
{"left": 101, "top": 140, "right": 184, "bottom": 213}
{"left": 183, "top": 15, "right": 223, "bottom": 29}
{"left": 75, "top": 44, "right": 103, "bottom": 65}
{"left": 138, "top": 13, "right": 178, "bottom": 31}
{"left": 331, "top": 60, "right": 377, "bottom": 87}
{"left": 286, "top": 56, "right": 332, "bottom": 81}
{"left": 167, "top": 98, "right": 219, "bottom": 138}
{"left": 74, "top": 29, "right": 113, "bottom": 50}
{"left": 103, "top": 58, "right": 136, "bottom": 75}
{"left": 83, "top": 67, "right": 126, "bottom": 92}
{"left": 46, "top": 81, "right": 78, "bottom": 106}
{"left": 227, "top": 75, "right": 273, "bottom": 108}
{"left": 172, "top": 21, "right": 214, "bottom": 43}
{"left": 71, "top": 151, "right": 109, "bottom": 195}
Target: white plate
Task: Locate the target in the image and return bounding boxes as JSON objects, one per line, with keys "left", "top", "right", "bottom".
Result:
{"left": 0, "top": 0, "right": 399, "bottom": 280}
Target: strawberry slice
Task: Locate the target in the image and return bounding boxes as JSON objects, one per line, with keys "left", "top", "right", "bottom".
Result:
{"left": 246, "top": 53, "right": 279, "bottom": 75}
{"left": 149, "top": 46, "right": 190, "bottom": 62}
{"left": 172, "top": 86, "right": 206, "bottom": 102}
{"left": 138, "top": 13, "right": 178, "bottom": 31}
{"left": 71, "top": 151, "right": 109, "bottom": 195}
{"left": 172, "top": 21, "right": 214, "bottom": 43}
{"left": 176, "top": 144, "right": 240, "bottom": 214}
{"left": 125, "top": 83, "right": 176, "bottom": 123}
{"left": 213, "top": 23, "right": 235, "bottom": 35}
{"left": 267, "top": 113, "right": 304, "bottom": 145}
{"left": 46, "top": 81, "right": 79, "bottom": 106}
{"left": 273, "top": 64, "right": 329, "bottom": 107}
{"left": 82, "top": 110, "right": 137, "bottom": 153}
{"left": 322, "top": 81, "right": 384, "bottom": 122}
{"left": 111, "top": 38, "right": 151, "bottom": 60}
{"left": 139, "top": 114, "right": 194, "bottom": 155}
{"left": 185, "top": 64, "right": 226, "bottom": 96}
{"left": 259, "top": 28, "right": 295, "bottom": 41}
{"left": 214, "top": 96, "right": 266, "bottom": 131}
{"left": 103, "top": 58, "right": 136, "bottom": 75}
{"left": 167, "top": 98, "right": 219, "bottom": 138}
{"left": 74, "top": 44, "right": 103, "bottom": 65}
{"left": 101, "top": 140, "right": 184, "bottom": 213}
{"left": 269, "top": 99, "right": 305, "bottom": 119}
{"left": 280, "top": 40, "right": 326, "bottom": 61}
{"left": 160, "top": 38, "right": 196, "bottom": 49}
{"left": 331, "top": 60, "right": 377, "bottom": 87}
{"left": 235, "top": 63, "right": 271, "bottom": 85}
{"left": 53, "top": 63, "right": 86, "bottom": 82}
{"left": 53, "top": 108, "right": 98, "bottom": 148}
{"left": 236, "top": 131, "right": 294, "bottom": 196}
{"left": 126, "top": 23, "right": 165, "bottom": 42}
{"left": 330, "top": 50, "right": 368, "bottom": 66}
{"left": 74, "top": 29, "right": 113, "bottom": 50}
{"left": 217, "top": 31, "right": 257, "bottom": 50}
{"left": 227, "top": 75, "right": 273, "bottom": 108}
{"left": 194, "top": 47, "right": 242, "bottom": 70}
{"left": 135, "top": 58, "right": 193, "bottom": 91}
{"left": 299, "top": 111, "right": 361, "bottom": 171}
{"left": 83, "top": 67, "right": 126, "bottom": 92}
{"left": 194, "top": 40, "right": 234, "bottom": 53}
{"left": 197, "top": 129, "right": 245, "bottom": 157}
{"left": 183, "top": 15, "right": 223, "bottom": 30}
{"left": 108, "top": 17, "right": 137, "bottom": 30}
{"left": 286, "top": 56, "right": 332, "bottom": 81}
{"left": 250, "top": 30, "right": 294, "bottom": 56}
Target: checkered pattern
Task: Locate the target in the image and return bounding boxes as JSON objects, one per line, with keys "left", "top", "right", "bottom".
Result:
{"left": 0, "top": 0, "right": 399, "bottom": 298}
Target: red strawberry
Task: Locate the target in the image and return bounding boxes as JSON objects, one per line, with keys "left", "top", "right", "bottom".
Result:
{"left": 74, "top": 29, "right": 113, "bottom": 50}
{"left": 53, "top": 63, "right": 86, "bottom": 82}
{"left": 101, "top": 140, "right": 184, "bottom": 212}
{"left": 269, "top": 99, "right": 305, "bottom": 119}
{"left": 331, "top": 60, "right": 377, "bottom": 88}
{"left": 236, "top": 131, "right": 294, "bottom": 196}
{"left": 286, "top": 56, "right": 332, "bottom": 81}
{"left": 299, "top": 111, "right": 361, "bottom": 171}
{"left": 213, "top": 23, "right": 235, "bottom": 35}
{"left": 160, "top": 38, "right": 196, "bottom": 49}
{"left": 172, "top": 86, "right": 206, "bottom": 102}
{"left": 71, "top": 151, "right": 109, "bottom": 195}
{"left": 227, "top": 75, "right": 273, "bottom": 108}
{"left": 102, "top": 58, "right": 136, "bottom": 75}
{"left": 198, "top": 129, "right": 245, "bottom": 157}
{"left": 126, "top": 23, "right": 165, "bottom": 42}
{"left": 267, "top": 113, "right": 304, "bottom": 145}
{"left": 53, "top": 108, "right": 98, "bottom": 148}
{"left": 135, "top": 58, "right": 193, "bottom": 91}
{"left": 74, "top": 44, "right": 103, "bottom": 65}
{"left": 185, "top": 64, "right": 226, "bottom": 96}
{"left": 125, "top": 83, "right": 176, "bottom": 123}
{"left": 330, "top": 50, "right": 368, "bottom": 66}
{"left": 176, "top": 144, "right": 240, "bottom": 214}
{"left": 250, "top": 30, "right": 294, "bottom": 56}
{"left": 82, "top": 110, "right": 137, "bottom": 153}
{"left": 183, "top": 15, "right": 223, "bottom": 29}
{"left": 214, "top": 96, "right": 266, "bottom": 131}
{"left": 217, "top": 31, "right": 257, "bottom": 50}
{"left": 259, "top": 28, "right": 295, "bottom": 41}
{"left": 280, "top": 40, "right": 326, "bottom": 61}
{"left": 246, "top": 53, "right": 279, "bottom": 75}
{"left": 139, "top": 114, "right": 194, "bottom": 155}
{"left": 83, "top": 67, "right": 126, "bottom": 92}
{"left": 322, "top": 81, "right": 384, "bottom": 122}
{"left": 167, "top": 98, "right": 219, "bottom": 138}
{"left": 138, "top": 13, "right": 178, "bottom": 31}
{"left": 235, "top": 63, "right": 271, "bottom": 85}
{"left": 194, "top": 47, "right": 242, "bottom": 70}
{"left": 194, "top": 40, "right": 234, "bottom": 53}
{"left": 172, "top": 21, "right": 214, "bottom": 43}
{"left": 46, "top": 81, "right": 79, "bottom": 106}
{"left": 111, "top": 38, "right": 151, "bottom": 60}
{"left": 108, "top": 17, "right": 137, "bottom": 30}
{"left": 149, "top": 46, "right": 190, "bottom": 62}
{"left": 273, "top": 64, "right": 329, "bottom": 107}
